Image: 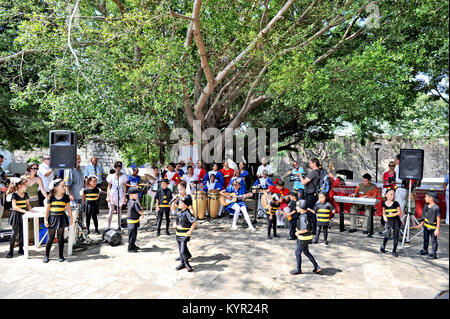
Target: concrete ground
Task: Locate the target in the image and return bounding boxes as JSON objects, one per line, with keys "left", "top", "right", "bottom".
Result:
{"left": 0, "top": 209, "right": 448, "bottom": 299}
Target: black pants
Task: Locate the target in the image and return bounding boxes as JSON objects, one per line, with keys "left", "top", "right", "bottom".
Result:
{"left": 268, "top": 214, "right": 277, "bottom": 236}
{"left": 45, "top": 228, "right": 65, "bottom": 258}
{"left": 289, "top": 219, "right": 298, "bottom": 239}
{"left": 314, "top": 225, "right": 328, "bottom": 243}
{"left": 295, "top": 240, "right": 319, "bottom": 272}
{"left": 85, "top": 203, "right": 99, "bottom": 232}
{"left": 156, "top": 208, "right": 170, "bottom": 233}
{"left": 382, "top": 220, "right": 400, "bottom": 252}
{"left": 296, "top": 188, "right": 305, "bottom": 199}
{"left": 38, "top": 190, "right": 46, "bottom": 207}
{"left": 128, "top": 223, "right": 139, "bottom": 251}
{"left": 177, "top": 236, "right": 192, "bottom": 268}
{"left": 9, "top": 223, "right": 24, "bottom": 253}
{"left": 306, "top": 193, "right": 318, "bottom": 234}
{"left": 423, "top": 226, "right": 438, "bottom": 255}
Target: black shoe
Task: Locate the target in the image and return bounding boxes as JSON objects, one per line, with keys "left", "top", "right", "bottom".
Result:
{"left": 156, "top": 232, "right": 160, "bottom": 237}
{"left": 287, "top": 237, "right": 296, "bottom": 240}
{"left": 348, "top": 229, "right": 357, "bottom": 233}
{"left": 380, "top": 247, "right": 386, "bottom": 253}
{"left": 363, "top": 230, "right": 368, "bottom": 235}
{"left": 128, "top": 248, "right": 138, "bottom": 253}
{"left": 313, "top": 268, "right": 322, "bottom": 274}
{"left": 175, "top": 263, "right": 186, "bottom": 271}
{"left": 43, "top": 256, "right": 49, "bottom": 263}
{"left": 420, "top": 249, "right": 428, "bottom": 256}
{"left": 324, "top": 241, "right": 328, "bottom": 245}
{"left": 175, "top": 256, "right": 181, "bottom": 261}
{"left": 165, "top": 231, "right": 170, "bottom": 236}
{"left": 134, "top": 245, "right": 141, "bottom": 250}
{"left": 94, "top": 230, "right": 100, "bottom": 235}
{"left": 392, "top": 252, "right": 398, "bottom": 258}
{"left": 58, "top": 256, "right": 65, "bottom": 262}
{"left": 312, "top": 240, "right": 318, "bottom": 244}
{"left": 267, "top": 235, "right": 272, "bottom": 239}
{"left": 116, "top": 227, "right": 122, "bottom": 231}
{"left": 290, "top": 269, "right": 302, "bottom": 275}
{"left": 273, "top": 234, "right": 280, "bottom": 238}
{"left": 18, "top": 249, "right": 24, "bottom": 255}
{"left": 186, "top": 266, "right": 194, "bottom": 272}
{"left": 6, "top": 251, "right": 13, "bottom": 258}
{"left": 427, "top": 254, "right": 437, "bottom": 260}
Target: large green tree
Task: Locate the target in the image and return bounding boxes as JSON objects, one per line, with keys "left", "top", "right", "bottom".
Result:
{"left": 0, "top": 0, "right": 448, "bottom": 162}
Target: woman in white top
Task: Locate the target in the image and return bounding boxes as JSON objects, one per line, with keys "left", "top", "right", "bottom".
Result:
{"left": 182, "top": 166, "right": 199, "bottom": 194}
{"left": 107, "top": 161, "right": 128, "bottom": 230}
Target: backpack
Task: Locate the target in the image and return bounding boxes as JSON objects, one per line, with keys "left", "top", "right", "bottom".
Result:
{"left": 317, "top": 168, "right": 331, "bottom": 194}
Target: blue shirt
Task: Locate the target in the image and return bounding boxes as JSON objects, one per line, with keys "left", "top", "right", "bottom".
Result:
{"left": 292, "top": 167, "right": 305, "bottom": 190}
{"left": 84, "top": 164, "right": 103, "bottom": 184}
{"left": 445, "top": 174, "right": 449, "bottom": 194}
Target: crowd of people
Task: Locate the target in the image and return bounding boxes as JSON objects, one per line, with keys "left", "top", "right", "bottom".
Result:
{"left": 0, "top": 152, "right": 447, "bottom": 274}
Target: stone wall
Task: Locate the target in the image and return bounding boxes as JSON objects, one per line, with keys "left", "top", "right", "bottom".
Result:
{"left": 276, "top": 136, "right": 449, "bottom": 181}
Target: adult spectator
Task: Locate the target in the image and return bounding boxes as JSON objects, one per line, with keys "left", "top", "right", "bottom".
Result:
{"left": 65, "top": 154, "right": 84, "bottom": 205}
{"left": 194, "top": 161, "right": 206, "bottom": 189}
{"left": 444, "top": 173, "right": 449, "bottom": 225}
{"left": 84, "top": 156, "right": 103, "bottom": 186}
{"left": 282, "top": 160, "right": 305, "bottom": 198}
{"left": 348, "top": 173, "right": 378, "bottom": 234}
{"left": 106, "top": 161, "right": 127, "bottom": 230}
{"left": 238, "top": 162, "right": 250, "bottom": 189}
{"left": 37, "top": 154, "right": 54, "bottom": 206}
{"left": 257, "top": 157, "right": 274, "bottom": 178}
{"left": 299, "top": 158, "right": 321, "bottom": 234}
{"left": 0, "top": 154, "right": 7, "bottom": 227}
{"left": 393, "top": 154, "right": 407, "bottom": 214}
{"left": 383, "top": 161, "right": 396, "bottom": 191}
{"left": 220, "top": 160, "right": 234, "bottom": 189}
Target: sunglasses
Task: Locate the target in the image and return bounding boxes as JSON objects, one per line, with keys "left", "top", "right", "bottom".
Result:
{"left": 43, "top": 158, "right": 50, "bottom": 160}
{"left": 389, "top": 165, "right": 395, "bottom": 167}
{"left": 31, "top": 167, "right": 38, "bottom": 170}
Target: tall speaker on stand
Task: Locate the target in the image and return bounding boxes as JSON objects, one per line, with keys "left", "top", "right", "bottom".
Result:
{"left": 49, "top": 130, "right": 78, "bottom": 254}
{"left": 398, "top": 149, "right": 424, "bottom": 248}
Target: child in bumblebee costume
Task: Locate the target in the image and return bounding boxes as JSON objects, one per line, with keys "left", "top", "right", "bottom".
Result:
{"left": 174, "top": 195, "right": 197, "bottom": 272}
{"left": 290, "top": 203, "right": 321, "bottom": 275}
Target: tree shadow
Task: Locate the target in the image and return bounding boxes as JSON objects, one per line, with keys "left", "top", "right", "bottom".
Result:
{"left": 316, "top": 268, "right": 343, "bottom": 276}
{"left": 140, "top": 245, "right": 172, "bottom": 253}
{"left": 190, "top": 253, "right": 231, "bottom": 273}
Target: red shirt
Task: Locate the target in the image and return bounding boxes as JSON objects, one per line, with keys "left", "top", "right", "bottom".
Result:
{"left": 220, "top": 168, "right": 234, "bottom": 189}
{"left": 268, "top": 185, "right": 290, "bottom": 209}
{"left": 383, "top": 170, "right": 396, "bottom": 187}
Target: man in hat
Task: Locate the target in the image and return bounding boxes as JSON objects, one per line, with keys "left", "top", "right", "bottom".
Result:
{"left": 155, "top": 179, "right": 173, "bottom": 236}
{"left": 348, "top": 173, "right": 378, "bottom": 234}
{"left": 127, "top": 187, "right": 145, "bottom": 253}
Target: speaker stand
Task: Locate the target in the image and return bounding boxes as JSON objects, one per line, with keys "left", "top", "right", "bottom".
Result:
{"left": 401, "top": 179, "right": 423, "bottom": 248}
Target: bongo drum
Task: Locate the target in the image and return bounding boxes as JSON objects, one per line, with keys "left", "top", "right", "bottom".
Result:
{"left": 193, "top": 190, "right": 207, "bottom": 219}
{"left": 207, "top": 190, "right": 220, "bottom": 218}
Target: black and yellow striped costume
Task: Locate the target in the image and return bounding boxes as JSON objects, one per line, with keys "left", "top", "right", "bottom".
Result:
{"left": 293, "top": 214, "right": 320, "bottom": 273}
{"left": 45, "top": 194, "right": 70, "bottom": 260}
{"left": 7, "top": 192, "right": 29, "bottom": 256}
{"left": 267, "top": 202, "right": 279, "bottom": 238}
{"left": 312, "top": 202, "right": 333, "bottom": 244}
{"left": 175, "top": 206, "right": 196, "bottom": 269}
{"left": 83, "top": 187, "right": 100, "bottom": 233}
{"left": 420, "top": 204, "right": 440, "bottom": 257}
{"left": 381, "top": 200, "right": 401, "bottom": 254}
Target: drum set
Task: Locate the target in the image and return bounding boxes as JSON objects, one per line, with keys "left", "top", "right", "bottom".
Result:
{"left": 191, "top": 189, "right": 221, "bottom": 219}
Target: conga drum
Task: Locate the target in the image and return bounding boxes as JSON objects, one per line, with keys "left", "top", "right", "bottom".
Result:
{"left": 192, "top": 190, "right": 207, "bottom": 219}
{"left": 207, "top": 190, "right": 220, "bottom": 218}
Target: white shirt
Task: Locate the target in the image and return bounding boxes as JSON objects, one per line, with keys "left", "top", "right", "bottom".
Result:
{"left": 38, "top": 162, "right": 54, "bottom": 192}
{"left": 106, "top": 174, "right": 128, "bottom": 194}
{"left": 182, "top": 174, "right": 198, "bottom": 184}
{"left": 257, "top": 164, "right": 273, "bottom": 176}
{"left": 165, "top": 171, "right": 178, "bottom": 186}
{"left": 395, "top": 166, "right": 402, "bottom": 184}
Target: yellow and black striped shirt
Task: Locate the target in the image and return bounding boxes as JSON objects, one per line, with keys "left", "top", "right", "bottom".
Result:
{"left": 48, "top": 194, "right": 70, "bottom": 215}
{"left": 83, "top": 187, "right": 100, "bottom": 203}
{"left": 12, "top": 192, "right": 29, "bottom": 211}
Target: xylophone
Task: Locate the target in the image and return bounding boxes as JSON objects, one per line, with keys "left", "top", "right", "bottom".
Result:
{"left": 333, "top": 196, "right": 379, "bottom": 235}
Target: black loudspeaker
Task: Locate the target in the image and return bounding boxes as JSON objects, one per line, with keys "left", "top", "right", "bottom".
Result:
{"left": 49, "top": 130, "right": 77, "bottom": 169}
{"left": 121, "top": 217, "right": 128, "bottom": 229}
{"left": 399, "top": 149, "right": 424, "bottom": 180}
{"left": 102, "top": 229, "right": 122, "bottom": 246}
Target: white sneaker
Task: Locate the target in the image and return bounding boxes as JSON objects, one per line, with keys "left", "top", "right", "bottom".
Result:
{"left": 249, "top": 226, "right": 256, "bottom": 231}
{"left": 231, "top": 225, "right": 238, "bottom": 230}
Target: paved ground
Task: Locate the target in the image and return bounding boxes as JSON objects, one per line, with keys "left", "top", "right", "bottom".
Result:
{"left": 0, "top": 209, "right": 448, "bottom": 299}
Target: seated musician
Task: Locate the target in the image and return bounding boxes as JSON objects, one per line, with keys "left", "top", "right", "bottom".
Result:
{"left": 220, "top": 179, "right": 255, "bottom": 231}
{"left": 264, "top": 180, "right": 290, "bottom": 228}
{"left": 203, "top": 173, "right": 221, "bottom": 193}
{"left": 229, "top": 169, "right": 247, "bottom": 192}
{"left": 348, "top": 173, "right": 378, "bottom": 234}
{"left": 253, "top": 170, "right": 274, "bottom": 190}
